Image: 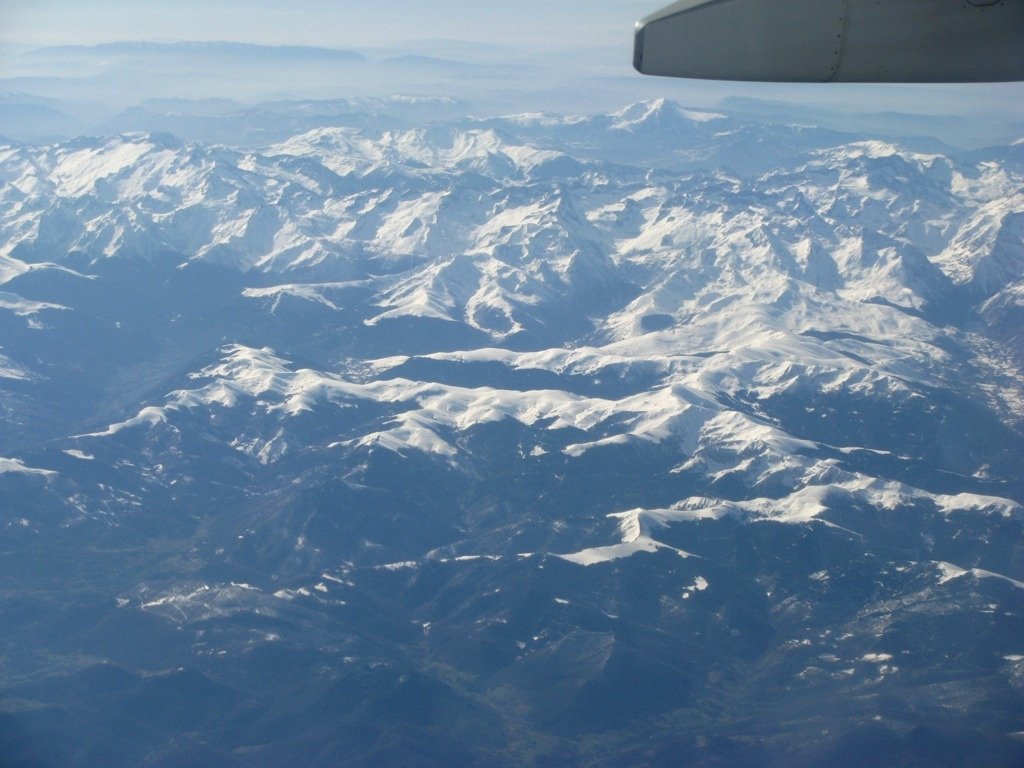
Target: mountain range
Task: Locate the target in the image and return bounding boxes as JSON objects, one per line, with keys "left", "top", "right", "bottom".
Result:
{"left": 1, "top": 98, "right": 1022, "bottom": 767}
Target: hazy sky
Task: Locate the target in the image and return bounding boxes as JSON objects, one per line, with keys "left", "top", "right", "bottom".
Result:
{"left": 2, "top": 0, "right": 654, "bottom": 49}
{"left": 2, "top": 0, "right": 1022, "bottom": 136}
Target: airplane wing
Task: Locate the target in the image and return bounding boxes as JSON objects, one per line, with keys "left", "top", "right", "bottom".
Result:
{"left": 634, "top": 0, "right": 1024, "bottom": 82}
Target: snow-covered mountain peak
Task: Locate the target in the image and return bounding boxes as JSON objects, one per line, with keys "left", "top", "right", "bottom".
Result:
{"left": 815, "top": 139, "right": 943, "bottom": 165}
{"left": 268, "top": 124, "right": 563, "bottom": 181}
{"left": 610, "top": 98, "right": 725, "bottom": 132}
{"left": 934, "top": 193, "right": 1024, "bottom": 295}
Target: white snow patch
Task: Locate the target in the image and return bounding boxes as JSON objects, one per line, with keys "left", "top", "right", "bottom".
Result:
{"left": 0, "top": 292, "right": 67, "bottom": 316}
{"left": 862, "top": 653, "right": 893, "bottom": 662}
{"left": 681, "top": 109, "right": 726, "bottom": 122}
{"left": 376, "top": 560, "right": 418, "bottom": 571}
{"left": 559, "top": 505, "right": 696, "bottom": 566}
{"left": 0, "top": 352, "right": 30, "bottom": 381}
{"left": 355, "top": 420, "right": 457, "bottom": 459}
{"left": 933, "top": 492, "right": 1022, "bottom": 517}
{"left": 936, "top": 561, "right": 1024, "bottom": 590}
{"left": 0, "top": 457, "right": 55, "bottom": 476}
{"left": 242, "top": 281, "right": 368, "bottom": 311}
{"left": 51, "top": 138, "right": 155, "bottom": 197}
{"left": 558, "top": 536, "right": 681, "bottom": 566}
{"left": 686, "top": 576, "right": 709, "bottom": 592}
{"left": 936, "top": 561, "right": 968, "bottom": 584}
{"left": 82, "top": 406, "right": 168, "bottom": 437}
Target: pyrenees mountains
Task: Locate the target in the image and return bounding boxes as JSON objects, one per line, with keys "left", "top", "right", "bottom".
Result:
{"left": 1, "top": 99, "right": 1022, "bottom": 767}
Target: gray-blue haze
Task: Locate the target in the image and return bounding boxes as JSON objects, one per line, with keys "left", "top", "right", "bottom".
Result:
{"left": 2, "top": 1, "right": 1023, "bottom": 145}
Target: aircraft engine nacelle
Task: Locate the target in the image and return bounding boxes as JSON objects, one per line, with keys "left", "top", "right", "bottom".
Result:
{"left": 634, "top": 0, "right": 1024, "bottom": 82}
